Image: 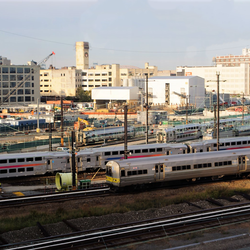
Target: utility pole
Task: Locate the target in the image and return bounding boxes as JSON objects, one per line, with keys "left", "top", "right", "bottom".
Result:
{"left": 186, "top": 96, "right": 188, "bottom": 124}
{"left": 143, "top": 73, "right": 150, "bottom": 144}
{"left": 207, "top": 72, "right": 226, "bottom": 151}
{"left": 49, "top": 123, "right": 52, "bottom": 151}
{"left": 124, "top": 104, "right": 128, "bottom": 159}
{"left": 216, "top": 72, "right": 220, "bottom": 151}
{"left": 60, "top": 96, "right": 64, "bottom": 146}
{"left": 213, "top": 104, "right": 216, "bottom": 139}
{"left": 242, "top": 92, "right": 245, "bottom": 125}
{"left": 71, "top": 131, "right": 76, "bottom": 190}
{"left": 36, "top": 98, "right": 40, "bottom": 133}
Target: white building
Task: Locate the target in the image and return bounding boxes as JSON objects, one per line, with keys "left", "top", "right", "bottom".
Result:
{"left": 148, "top": 76, "right": 205, "bottom": 108}
{"left": 0, "top": 57, "right": 40, "bottom": 105}
{"left": 92, "top": 87, "right": 139, "bottom": 109}
{"left": 177, "top": 48, "right": 250, "bottom": 95}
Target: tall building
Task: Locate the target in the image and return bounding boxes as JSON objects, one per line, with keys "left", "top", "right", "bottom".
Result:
{"left": 0, "top": 57, "right": 40, "bottom": 105}
{"left": 76, "top": 42, "right": 89, "bottom": 70}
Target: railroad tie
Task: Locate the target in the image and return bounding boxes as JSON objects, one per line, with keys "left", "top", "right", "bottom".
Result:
{"left": 63, "top": 219, "right": 81, "bottom": 232}
{"left": 206, "top": 198, "right": 224, "bottom": 206}
{"left": 240, "top": 193, "right": 250, "bottom": 200}
{"left": 186, "top": 201, "right": 204, "bottom": 210}
{"left": 221, "top": 197, "right": 240, "bottom": 202}
{"left": 36, "top": 222, "right": 51, "bottom": 237}
{"left": 0, "top": 235, "right": 8, "bottom": 245}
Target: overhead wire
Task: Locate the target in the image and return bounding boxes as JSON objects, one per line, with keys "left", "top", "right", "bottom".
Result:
{"left": 0, "top": 29, "right": 248, "bottom": 54}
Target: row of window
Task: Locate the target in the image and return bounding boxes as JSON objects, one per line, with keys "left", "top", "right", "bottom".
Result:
{"left": 0, "top": 75, "right": 34, "bottom": 81}
{"left": 213, "top": 140, "right": 250, "bottom": 147}
{"left": 0, "top": 96, "right": 34, "bottom": 102}
{"left": 176, "top": 133, "right": 199, "bottom": 139}
{"left": 172, "top": 165, "right": 191, "bottom": 171}
{"left": 0, "top": 82, "right": 34, "bottom": 88}
{"left": 121, "top": 169, "right": 148, "bottom": 177}
{"left": 104, "top": 147, "right": 163, "bottom": 156}
{"left": 0, "top": 157, "right": 43, "bottom": 164}
{"left": 0, "top": 167, "right": 34, "bottom": 174}
{"left": 0, "top": 67, "right": 33, "bottom": 74}
{"left": 1, "top": 89, "right": 34, "bottom": 95}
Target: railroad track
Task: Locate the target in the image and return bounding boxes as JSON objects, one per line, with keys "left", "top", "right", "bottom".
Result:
{"left": 0, "top": 187, "right": 110, "bottom": 208}
{"left": 3, "top": 202, "right": 250, "bottom": 249}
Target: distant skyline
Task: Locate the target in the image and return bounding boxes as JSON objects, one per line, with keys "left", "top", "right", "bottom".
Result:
{"left": 1, "top": 0, "right": 250, "bottom": 70}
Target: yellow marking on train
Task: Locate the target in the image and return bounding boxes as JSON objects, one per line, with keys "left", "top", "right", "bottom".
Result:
{"left": 106, "top": 176, "right": 120, "bottom": 183}
{"left": 13, "top": 192, "right": 25, "bottom": 196}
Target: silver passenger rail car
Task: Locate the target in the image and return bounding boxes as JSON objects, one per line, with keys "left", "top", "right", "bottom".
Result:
{"left": 106, "top": 148, "right": 250, "bottom": 191}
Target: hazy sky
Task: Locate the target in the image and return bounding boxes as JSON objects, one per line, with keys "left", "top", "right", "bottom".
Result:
{"left": 1, "top": 0, "right": 250, "bottom": 70}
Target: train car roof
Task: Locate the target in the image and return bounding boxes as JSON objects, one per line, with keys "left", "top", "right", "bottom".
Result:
{"left": 0, "top": 151, "right": 70, "bottom": 159}
{"left": 78, "top": 143, "right": 186, "bottom": 154}
{"left": 108, "top": 148, "right": 250, "bottom": 167}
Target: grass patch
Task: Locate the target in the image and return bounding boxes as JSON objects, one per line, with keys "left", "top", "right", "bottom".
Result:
{"left": 1, "top": 186, "right": 250, "bottom": 234}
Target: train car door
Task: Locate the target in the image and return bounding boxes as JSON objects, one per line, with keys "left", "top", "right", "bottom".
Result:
{"left": 238, "top": 156, "right": 247, "bottom": 171}
{"left": 155, "top": 163, "right": 164, "bottom": 181}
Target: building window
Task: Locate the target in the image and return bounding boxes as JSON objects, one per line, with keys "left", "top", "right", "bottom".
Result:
{"left": 2, "top": 67, "right": 8, "bottom": 73}
{"left": 25, "top": 68, "right": 30, "bottom": 74}
{"left": 25, "top": 96, "right": 31, "bottom": 102}
{"left": 10, "top": 67, "right": 16, "bottom": 73}
{"left": 25, "top": 89, "right": 31, "bottom": 95}
{"left": 18, "top": 89, "right": 23, "bottom": 95}
{"left": 10, "top": 82, "right": 16, "bottom": 88}
{"left": 10, "top": 75, "right": 16, "bottom": 81}
{"left": 2, "top": 82, "right": 8, "bottom": 88}
{"left": 17, "top": 68, "right": 23, "bottom": 73}
{"left": 2, "top": 75, "right": 8, "bottom": 81}
{"left": 18, "top": 97, "right": 24, "bottom": 102}
{"left": 10, "top": 97, "right": 16, "bottom": 102}
{"left": 17, "top": 75, "right": 23, "bottom": 81}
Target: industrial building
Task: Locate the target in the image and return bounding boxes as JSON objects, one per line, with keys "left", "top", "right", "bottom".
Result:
{"left": 0, "top": 56, "right": 40, "bottom": 106}
{"left": 176, "top": 48, "right": 250, "bottom": 96}
{"left": 91, "top": 87, "right": 139, "bottom": 109}
{"left": 148, "top": 76, "right": 205, "bottom": 108}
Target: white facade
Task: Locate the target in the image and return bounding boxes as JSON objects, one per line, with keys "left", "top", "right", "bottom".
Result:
{"left": 92, "top": 87, "right": 139, "bottom": 101}
{"left": 177, "top": 64, "right": 248, "bottom": 95}
{"left": 148, "top": 76, "right": 205, "bottom": 108}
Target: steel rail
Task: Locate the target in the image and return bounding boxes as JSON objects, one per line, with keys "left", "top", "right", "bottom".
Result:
{"left": 0, "top": 187, "right": 110, "bottom": 207}
{"left": 5, "top": 203, "right": 250, "bottom": 250}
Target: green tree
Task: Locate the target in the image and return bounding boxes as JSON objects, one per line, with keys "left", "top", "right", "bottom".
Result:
{"left": 75, "top": 87, "right": 92, "bottom": 102}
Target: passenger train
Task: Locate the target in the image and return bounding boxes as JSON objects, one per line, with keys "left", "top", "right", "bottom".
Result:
{"left": 106, "top": 148, "right": 250, "bottom": 191}
{"left": 1, "top": 136, "right": 250, "bottom": 179}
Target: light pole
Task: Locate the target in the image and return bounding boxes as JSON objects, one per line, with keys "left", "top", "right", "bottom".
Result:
{"left": 143, "top": 73, "right": 150, "bottom": 144}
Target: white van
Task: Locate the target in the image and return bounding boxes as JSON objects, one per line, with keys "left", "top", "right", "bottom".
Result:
{"left": 56, "top": 147, "right": 69, "bottom": 152}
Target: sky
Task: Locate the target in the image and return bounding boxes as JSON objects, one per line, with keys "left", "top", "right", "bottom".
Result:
{"left": 1, "top": 0, "right": 250, "bottom": 70}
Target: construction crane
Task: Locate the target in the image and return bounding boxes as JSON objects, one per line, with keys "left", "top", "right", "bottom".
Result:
{"left": 1, "top": 52, "right": 55, "bottom": 106}
{"left": 172, "top": 91, "right": 187, "bottom": 105}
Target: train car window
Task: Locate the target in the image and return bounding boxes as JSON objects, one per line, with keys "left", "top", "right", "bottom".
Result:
{"left": 215, "top": 162, "right": 219, "bottom": 166}
{"left": 9, "top": 159, "right": 16, "bottom": 163}
{"left": 182, "top": 165, "right": 187, "bottom": 170}
{"left": 112, "top": 151, "right": 118, "bottom": 155}
{"left": 26, "top": 158, "right": 33, "bottom": 162}
{"left": 143, "top": 170, "right": 147, "bottom": 174}
{"left": 187, "top": 165, "right": 191, "bottom": 169}
{"left": 172, "top": 167, "right": 177, "bottom": 171}
{"left": 132, "top": 171, "right": 137, "bottom": 175}
{"left": 18, "top": 158, "right": 25, "bottom": 162}
{"left": 104, "top": 152, "right": 111, "bottom": 156}
{"left": 192, "top": 149, "right": 195, "bottom": 153}
{"left": 231, "top": 142, "right": 236, "bottom": 145}
{"left": 198, "top": 164, "right": 202, "bottom": 168}
{"left": 127, "top": 171, "right": 132, "bottom": 176}
{"left": 221, "top": 143, "right": 224, "bottom": 147}
{"left": 149, "top": 148, "right": 155, "bottom": 152}
{"left": 155, "top": 165, "right": 158, "bottom": 173}
{"left": 226, "top": 142, "right": 230, "bottom": 146}
{"left": 243, "top": 141, "right": 247, "bottom": 145}
{"left": 0, "top": 170, "right": 7, "bottom": 174}
{"left": 228, "top": 161, "right": 232, "bottom": 165}
{"left": 9, "top": 169, "right": 16, "bottom": 173}
{"left": 142, "top": 149, "right": 148, "bottom": 153}
{"left": 208, "top": 163, "right": 212, "bottom": 167}
{"left": 27, "top": 167, "right": 34, "bottom": 172}
{"left": 237, "top": 141, "right": 241, "bottom": 145}
{"left": 35, "top": 157, "right": 42, "bottom": 161}
{"left": 135, "top": 149, "right": 140, "bottom": 154}
{"left": 67, "top": 159, "right": 70, "bottom": 163}
{"left": 177, "top": 166, "right": 181, "bottom": 170}
{"left": 130, "top": 150, "right": 134, "bottom": 154}
{"left": 0, "top": 159, "right": 7, "bottom": 164}
{"left": 47, "top": 160, "right": 51, "bottom": 165}
{"left": 223, "top": 161, "right": 228, "bottom": 165}
{"left": 18, "top": 168, "right": 25, "bottom": 172}
{"left": 105, "top": 161, "right": 108, "bottom": 165}
{"left": 203, "top": 163, "right": 207, "bottom": 168}
{"left": 87, "top": 158, "right": 91, "bottom": 162}
{"left": 200, "top": 149, "right": 203, "bottom": 152}
{"left": 213, "top": 144, "right": 217, "bottom": 147}
{"left": 120, "top": 151, "right": 124, "bottom": 155}
{"left": 138, "top": 170, "right": 143, "bottom": 174}
{"left": 160, "top": 164, "right": 163, "bottom": 172}
{"left": 157, "top": 148, "right": 163, "bottom": 152}
{"left": 219, "top": 162, "right": 223, "bottom": 166}
{"left": 121, "top": 170, "right": 125, "bottom": 177}
{"left": 194, "top": 164, "right": 198, "bottom": 169}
